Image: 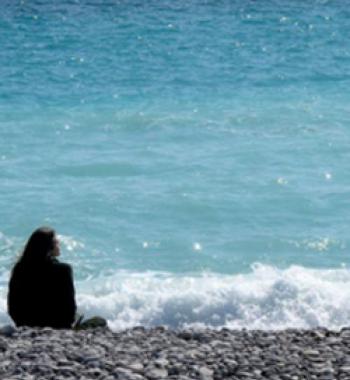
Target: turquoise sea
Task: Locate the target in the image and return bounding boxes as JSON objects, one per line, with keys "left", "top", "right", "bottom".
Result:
{"left": 1, "top": 0, "right": 350, "bottom": 330}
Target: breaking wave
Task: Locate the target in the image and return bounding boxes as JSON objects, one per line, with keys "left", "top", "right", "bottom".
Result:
{"left": 75, "top": 264, "right": 350, "bottom": 331}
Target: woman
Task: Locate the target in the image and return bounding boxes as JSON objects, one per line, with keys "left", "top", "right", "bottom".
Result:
{"left": 7, "top": 227, "right": 77, "bottom": 328}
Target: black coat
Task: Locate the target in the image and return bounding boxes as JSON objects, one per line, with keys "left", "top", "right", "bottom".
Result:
{"left": 7, "top": 258, "right": 77, "bottom": 328}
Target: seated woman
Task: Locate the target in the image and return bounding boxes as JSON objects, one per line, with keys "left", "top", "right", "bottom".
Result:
{"left": 7, "top": 227, "right": 76, "bottom": 328}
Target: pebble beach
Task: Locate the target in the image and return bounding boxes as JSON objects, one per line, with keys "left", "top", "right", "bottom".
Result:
{"left": 1, "top": 326, "right": 350, "bottom": 380}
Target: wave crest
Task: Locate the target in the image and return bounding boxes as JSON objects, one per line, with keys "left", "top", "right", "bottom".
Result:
{"left": 76, "top": 264, "right": 350, "bottom": 331}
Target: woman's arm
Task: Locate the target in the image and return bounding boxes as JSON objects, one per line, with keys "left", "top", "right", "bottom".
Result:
{"left": 54, "top": 263, "right": 77, "bottom": 328}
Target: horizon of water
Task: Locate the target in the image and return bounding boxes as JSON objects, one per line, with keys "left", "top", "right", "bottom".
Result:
{"left": 1, "top": 0, "right": 350, "bottom": 330}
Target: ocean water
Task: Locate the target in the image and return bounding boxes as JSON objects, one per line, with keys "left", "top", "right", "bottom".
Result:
{"left": 1, "top": 0, "right": 350, "bottom": 330}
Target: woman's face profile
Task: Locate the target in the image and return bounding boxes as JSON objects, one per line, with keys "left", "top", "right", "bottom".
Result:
{"left": 52, "top": 236, "right": 60, "bottom": 257}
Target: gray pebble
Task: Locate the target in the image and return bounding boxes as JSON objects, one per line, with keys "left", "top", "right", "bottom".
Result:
{"left": 125, "top": 362, "right": 144, "bottom": 373}
{"left": 198, "top": 366, "right": 214, "bottom": 380}
{"left": 144, "top": 366, "right": 168, "bottom": 379}
{"left": 0, "top": 325, "right": 16, "bottom": 337}
{"left": 0, "top": 326, "right": 350, "bottom": 379}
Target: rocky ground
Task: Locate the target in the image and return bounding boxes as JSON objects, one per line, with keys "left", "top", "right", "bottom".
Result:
{"left": 0, "top": 326, "right": 350, "bottom": 379}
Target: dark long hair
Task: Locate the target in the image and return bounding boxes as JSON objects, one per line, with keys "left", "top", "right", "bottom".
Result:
{"left": 17, "top": 227, "right": 56, "bottom": 266}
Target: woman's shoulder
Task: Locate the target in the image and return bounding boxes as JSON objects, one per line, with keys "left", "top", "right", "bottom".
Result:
{"left": 49, "top": 259, "right": 73, "bottom": 275}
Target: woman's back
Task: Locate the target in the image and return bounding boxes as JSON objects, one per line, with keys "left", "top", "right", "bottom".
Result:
{"left": 7, "top": 227, "right": 77, "bottom": 329}
{"left": 8, "top": 259, "right": 76, "bottom": 328}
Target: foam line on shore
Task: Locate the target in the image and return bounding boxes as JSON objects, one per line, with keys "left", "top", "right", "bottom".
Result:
{"left": 74, "top": 264, "right": 350, "bottom": 331}
{"left": 0, "top": 264, "right": 349, "bottom": 330}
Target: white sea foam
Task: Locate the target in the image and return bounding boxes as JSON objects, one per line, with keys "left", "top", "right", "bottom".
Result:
{"left": 74, "top": 264, "right": 350, "bottom": 331}
{"left": 0, "top": 232, "right": 17, "bottom": 253}
{"left": 288, "top": 237, "right": 344, "bottom": 252}
{"left": 57, "top": 235, "right": 85, "bottom": 252}
{"left": 0, "top": 264, "right": 349, "bottom": 330}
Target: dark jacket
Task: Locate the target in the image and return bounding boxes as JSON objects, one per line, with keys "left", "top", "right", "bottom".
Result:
{"left": 7, "top": 258, "right": 76, "bottom": 328}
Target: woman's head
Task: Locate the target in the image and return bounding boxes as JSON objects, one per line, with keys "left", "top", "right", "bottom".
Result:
{"left": 20, "top": 227, "right": 60, "bottom": 264}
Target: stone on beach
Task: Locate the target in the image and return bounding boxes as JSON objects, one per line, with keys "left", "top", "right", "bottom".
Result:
{"left": 0, "top": 326, "right": 349, "bottom": 379}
